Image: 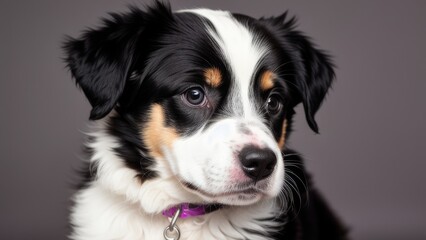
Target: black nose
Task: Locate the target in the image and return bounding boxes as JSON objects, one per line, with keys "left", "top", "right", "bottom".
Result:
{"left": 239, "top": 146, "right": 277, "bottom": 181}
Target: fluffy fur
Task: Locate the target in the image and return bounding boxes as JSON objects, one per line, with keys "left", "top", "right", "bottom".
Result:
{"left": 64, "top": 2, "right": 347, "bottom": 240}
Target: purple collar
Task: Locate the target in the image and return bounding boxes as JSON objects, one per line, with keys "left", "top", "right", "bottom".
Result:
{"left": 162, "top": 203, "right": 223, "bottom": 218}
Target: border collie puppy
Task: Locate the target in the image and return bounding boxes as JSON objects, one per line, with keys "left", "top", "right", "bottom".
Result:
{"left": 64, "top": 2, "right": 347, "bottom": 240}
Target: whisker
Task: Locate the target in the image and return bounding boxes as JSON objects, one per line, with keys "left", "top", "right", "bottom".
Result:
{"left": 285, "top": 175, "right": 302, "bottom": 214}
{"left": 283, "top": 153, "right": 301, "bottom": 158}
{"left": 271, "top": 60, "right": 302, "bottom": 73}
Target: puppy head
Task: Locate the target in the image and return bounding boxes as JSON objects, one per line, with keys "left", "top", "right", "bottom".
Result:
{"left": 64, "top": 2, "right": 334, "bottom": 206}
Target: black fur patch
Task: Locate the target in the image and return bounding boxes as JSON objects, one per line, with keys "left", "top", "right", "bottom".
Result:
{"left": 107, "top": 113, "right": 158, "bottom": 180}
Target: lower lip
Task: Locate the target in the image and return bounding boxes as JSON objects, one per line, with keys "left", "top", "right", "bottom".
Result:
{"left": 181, "top": 181, "right": 261, "bottom": 197}
{"left": 207, "top": 188, "right": 260, "bottom": 198}
{"left": 238, "top": 188, "right": 258, "bottom": 195}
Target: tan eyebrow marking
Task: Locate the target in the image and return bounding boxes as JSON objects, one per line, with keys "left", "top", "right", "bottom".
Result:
{"left": 204, "top": 68, "right": 222, "bottom": 88}
{"left": 260, "top": 70, "right": 275, "bottom": 91}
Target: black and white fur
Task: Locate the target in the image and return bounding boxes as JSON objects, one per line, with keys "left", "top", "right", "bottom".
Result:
{"left": 64, "top": 2, "right": 347, "bottom": 240}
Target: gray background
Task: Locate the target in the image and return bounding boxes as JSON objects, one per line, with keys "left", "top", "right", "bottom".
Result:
{"left": 1, "top": 0, "right": 425, "bottom": 239}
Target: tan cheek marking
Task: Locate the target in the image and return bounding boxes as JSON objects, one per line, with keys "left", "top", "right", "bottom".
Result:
{"left": 278, "top": 119, "right": 288, "bottom": 149}
{"left": 204, "top": 68, "right": 222, "bottom": 88}
{"left": 142, "top": 104, "right": 179, "bottom": 158}
{"left": 260, "top": 70, "right": 275, "bottom": 91}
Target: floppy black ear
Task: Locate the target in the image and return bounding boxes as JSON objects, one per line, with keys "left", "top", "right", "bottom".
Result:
{"left": 63, "top": 14, "right": 139, "bottom": 120}
{"left": 260, "top": 13, "right": 335, "bottom": 133}
{"left": 63, "top": 3, "right": 172, "bottom": 120}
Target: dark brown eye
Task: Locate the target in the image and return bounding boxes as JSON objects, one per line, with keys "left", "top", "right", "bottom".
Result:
{"left": 183, "top": 87, "right": 206, "bottom": 106}
{"left": 266, "top": 95, "right": 283, "bottom": 115}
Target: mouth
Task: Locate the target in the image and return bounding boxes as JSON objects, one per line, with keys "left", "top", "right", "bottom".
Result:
{"left": 181, "top": 181, "right": 264, "bottom": 198}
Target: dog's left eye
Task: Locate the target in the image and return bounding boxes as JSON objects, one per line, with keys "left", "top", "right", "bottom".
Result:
{"left": 266, "top": 94, "right": 283, "bottom": 115}
{"left": 182, "top": 87, "right": 207, "bottom": 107}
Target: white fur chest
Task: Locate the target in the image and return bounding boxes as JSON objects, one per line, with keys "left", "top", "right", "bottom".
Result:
{"left": 69, "top": 183, "right": 281, "bottom": 240}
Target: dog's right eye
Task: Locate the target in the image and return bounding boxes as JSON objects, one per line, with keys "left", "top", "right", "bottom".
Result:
{"left": 182, "top": 87, "right": 207, "bottom": 107}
